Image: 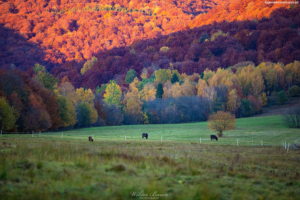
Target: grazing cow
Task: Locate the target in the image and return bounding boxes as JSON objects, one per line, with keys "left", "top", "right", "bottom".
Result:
{"left": 211, "top": 135, "right": 218, "bottom": 141}
{"left": 89, "top": 136, "right": 94, "bottom": 142}
{"left": 142, "top": 133, "right": 148, "bottom": 139}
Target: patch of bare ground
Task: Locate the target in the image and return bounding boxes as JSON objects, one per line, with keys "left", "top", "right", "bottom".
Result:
{"left": 256, "top": 98, "right": 300, "bottom": 117}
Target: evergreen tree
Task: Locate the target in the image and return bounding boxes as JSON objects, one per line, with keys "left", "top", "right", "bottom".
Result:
{"left": 156, "top": 83, "right": 164, "bottom": 98}
{"left": 200, "top": 72, "right": 204, "bottom": 79}
{"left": 171, "top": 73, "right": 179, "bottom": 84}
{"left": 277, "top": 90, "right": 288, "bottom": 104}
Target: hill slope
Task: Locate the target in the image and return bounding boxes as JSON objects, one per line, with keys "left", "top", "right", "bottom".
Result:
{"left": 0, "top": 0, "right": 294, "bottom": 72}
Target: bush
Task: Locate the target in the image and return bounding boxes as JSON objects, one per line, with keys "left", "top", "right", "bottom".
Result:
{"left": 289, "top": 85, "right": 300, "bottom": 97}
{"left": 283, "top": 107, "right": 300, "bottom": 128}
{"left": 277, "top": 90, "right": 288, "bottom": 105}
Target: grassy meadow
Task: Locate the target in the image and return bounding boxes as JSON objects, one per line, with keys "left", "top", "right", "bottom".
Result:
{"left": 0, "top": 115, "right": 300, "bottom": 200}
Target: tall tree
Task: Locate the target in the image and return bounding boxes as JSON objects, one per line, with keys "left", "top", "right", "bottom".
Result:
{"left": 171, "top": 73, "right": 179, "bottom": 84}
{"left": 156, "top": 83, "right": 164, "bottom": 98}
{"left": 197, "top": 79, "right": 208, "bottom": 96}
{"left": 226, "top": 89, "right": 241, "bottom": 113}
{"left": 57, "top": 96, "right": 77, "bottom": 127}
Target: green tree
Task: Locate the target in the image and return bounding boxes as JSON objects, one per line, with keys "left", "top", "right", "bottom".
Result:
{"left": 77, "top": 102, "right": 91, "bottom": 127}
{"left": 155, "top": 69, "right": 172, "bottom": 83}
{"left": 104, "top": 80, "right": 122, "bottom": 105}
{"left": 0, "top": 97, "right": 16, "bottom": 131}
{"left": 35, "top": 71, "right": 59, "bottom": 91}
{"left": 34, "top": 63, "right": 46, "bottom": 74}
{"left": 171, "top": 73, "right": 179, "bottom": 84}
{"left": 57, "top": 96, "right": 77, "bottom": 127}
{"left": 277, "top": 91, "right": 288, "bottom": 105}
{"left": 240, "top": 99, "right": 254, "bottom": 117}
{"left": 156, "top": 83, "right": 164, "bottom": 98}
{"left": 125, "top": 69, "right": 137, "bottom": 84}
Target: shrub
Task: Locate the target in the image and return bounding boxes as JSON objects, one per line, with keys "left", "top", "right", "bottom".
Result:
{"left": 289, "top": 85, "right": 300, "bottom": 97}
{"left": 283, "top": 107, "right": 300, "bottom": 128}
{"left": 277, "top": 90, "right": 288, "bottom": 104}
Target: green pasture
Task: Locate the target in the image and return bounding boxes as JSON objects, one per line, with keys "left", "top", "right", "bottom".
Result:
{"left": 1, "top": 115, "right": 300, "bottom": 200}
{"left": 2, "top": 115, "right": 299, "bottom": 146}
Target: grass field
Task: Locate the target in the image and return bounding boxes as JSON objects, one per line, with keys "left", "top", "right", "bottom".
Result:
{"left": 2, "top": 115, "right": 299, "bottom": 146}
{"left": 0, "top": 115, "right": 300, "bottom": 200}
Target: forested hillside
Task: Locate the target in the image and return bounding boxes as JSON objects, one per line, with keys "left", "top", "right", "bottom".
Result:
{"left": 0, "top": 0, "right": 294, "bottom": 74}
{"left": 0, "top": 0, "right": 300, "bottom": 132}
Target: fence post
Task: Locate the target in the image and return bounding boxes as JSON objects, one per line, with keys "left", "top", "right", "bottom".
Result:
{"left": 261, "top": 140, "right": 263, "bottom": 146}
{"left": 161, "top": 136, "right": 162, "bottom": 143}
{"left": 285, "top": 141, "right": 286, "bottom": 150}
{"left": 32, "top": 131, "right": 34, "bottom": 137}
{"left": 237, "top": 139, "right": 238, "bottom": 146}
{"left": 1, "top": 130, "right": 2, "bottom": 136}
{"left": 287, "top": 143, "right": 289, "bottom": 152}
{"left": 125, "top": 136, "right": 126, "bottom": 141}
{"left": 252, "top": 140, "right": 253, "bottom": 146}
{"left": 62, "top": 132, "right": 63, "bottom": 138}
{"left": 200, "top": 137, "right": 201, "bottom": 144}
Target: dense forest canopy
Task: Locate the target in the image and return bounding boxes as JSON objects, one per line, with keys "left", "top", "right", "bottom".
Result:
{"left": 0, "top": 0, "right": 295, "bottom": 73}
{"left": 0, "top": 0, "right": 299, "bottom": 132}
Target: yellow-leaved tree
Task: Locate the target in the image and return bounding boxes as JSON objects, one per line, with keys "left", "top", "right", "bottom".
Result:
{"left": 181, "top": 79, "right": 195, "bottom": 96}
{"left": 197, "top": 79, "right": 208, "bottom": 96}
{"left": 226, "top": 89, "right": 241, "bottom": 113}
{"left": 140, "top": 83, "right": 156, "bottom": 101}
{"left": 104, "top": 80, "right": 122, "bottom": 105}
{"left": 172, "top": 82, "right": 182, "bottom": 98}
{"left": 80, "top": 56, "right": 98, "bottom": 75}
{"left": 208, "top": 111, "right": 236, "bottom": 137}
{"left": 76, "top": 88, "right": 95, "bottom": 105}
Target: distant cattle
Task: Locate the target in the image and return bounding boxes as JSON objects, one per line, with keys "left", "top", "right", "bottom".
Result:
{"left": 142, "top": 133, "right": 148, "bottom": 139}
{"left": 211, "top": 135, "right": 218, "bottom": 141}
{"left": 89, "top": 136, "right": 94, "bottom": 142}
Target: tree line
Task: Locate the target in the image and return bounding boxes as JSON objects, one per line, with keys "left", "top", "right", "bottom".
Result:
{"left": 0, "top": 60, "right": 299, "bottom": 132}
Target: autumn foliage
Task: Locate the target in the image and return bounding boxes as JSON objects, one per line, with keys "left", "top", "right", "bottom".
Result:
{"left": 208, "top": 111, "right": 236, "bottom": 137}
{"left": 0, "top": 0, "right": 299, "bottom": 91}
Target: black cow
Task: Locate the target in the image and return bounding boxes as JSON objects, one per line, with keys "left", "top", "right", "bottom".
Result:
{"left": 210, "top": 135, "right": 218, "bottom": 141}
{"left": 142, "top": 133, "right": 148, "bottom": 139}
{"left": 89, "top": 136, "right": 94, "bottom": 142}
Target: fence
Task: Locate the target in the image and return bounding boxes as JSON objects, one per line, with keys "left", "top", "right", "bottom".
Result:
{"left": 0, "top": 130, "right": 297, "bottom": 149}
